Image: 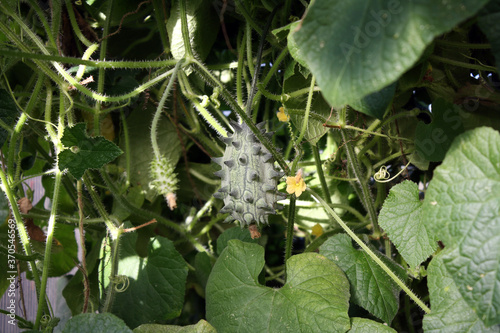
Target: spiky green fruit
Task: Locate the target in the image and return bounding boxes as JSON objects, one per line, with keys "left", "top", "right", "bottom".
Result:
{"left": 149, "top": 155, "right": 178, "bottom": 210}
{"left": 213, "top": 121, "right": 285, "bottom": 227}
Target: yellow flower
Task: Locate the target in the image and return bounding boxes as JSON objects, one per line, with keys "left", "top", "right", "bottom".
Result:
{"left": 311, "top": 223, "right": 324, "bottom": 237}
{"left": 286, "top": 169, "right": 306, "bottom": 197}
{"left": 277, "top": 107, "right": 289, "bottom": 122}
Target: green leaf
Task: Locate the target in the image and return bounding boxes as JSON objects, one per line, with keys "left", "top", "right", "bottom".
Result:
{"left": 423, "top": 254, "right": 500, "bottom": 332}
{"left": 167, "top": 0, "right": 219, "bottom": 62}
{"left": 422, "top": 126, "right": 500, "bottom": 326}
{"left": 58, "top": 123, "right": 123, "bottom": 179}
{"left": 62, "top": 235, "right": 102, "bottom": 315}
{"left": 194, "top": 251, "right": 213, "bottom": 291}
{"left": 45, "top": 223, "right": 79, "bottom": 277}
{"left": 478, "top": 0, "right": 500, "bottom": 73}
{"left": 288, "top": 0, "right": 489, "bottom": 109}
{"left": 349, "top": 317, "right": 397, "bottom": 333}
{"left": 108, "top": 232, "right": 188, "bottom": 329}
{"left": 118, "top": 104, "right": 182, "bottom": 202}
{"left": 216, "top": 226, "right": 258, "bottom": 256}
{"left": 414, "top": 98, "right": 464, "bottom": 162}
{"left": 206, "top": 240, "right": 351, "bottom": 333}
{"left": 378, "top": 180, "right": 436, "bottom": 268}
{"left": 0, "top": 89, "right": 18, "bottom": 148}
{"left": 62, "top": 313, "right": 133, "bottom": 333}
{"left": 133, "top": 320, "right": 216, "bottom": 333}
{"left": 349, "top": 82, "right": 396, "bottom": 120}
{"left": 112, "top": 186, "right": 145, "bottom": 222}
{"left": 321, "top": 234, "right": 407, "bottom": 324}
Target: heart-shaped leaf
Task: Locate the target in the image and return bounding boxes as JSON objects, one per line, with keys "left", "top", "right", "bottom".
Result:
{"left": 321, "top": 234, "right": 407, "bottom": 324}
{"left": 206, "top": 240, "right": 350, "bottom": 333}
{"left": 422, "top": 126, "right": 500, "bottom": 326}
{"left": 379, "top": 180, "right": 436, "bottom": 268}
{"left": 104, "top": 232, "right": 188, "bottom": 329}
{"left": 216, "top": 226, "right": 258, "bottom": 256}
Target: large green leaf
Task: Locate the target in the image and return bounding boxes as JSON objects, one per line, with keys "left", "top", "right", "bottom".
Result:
{"left": 62, "top": 313, "right": 133, "bottom": 333}
{"left": 107, "top": 232, "right": 188, "bottom": 329}
{"left": 44, "top": 223, "right": 79, "bottom": 277}
{"left": 118, "top": 104, "right": 182, "bottom": 202}
{"left": 422, "top": 254, "right": 500, "bottom": 333}
{"left": 422, "top": 126, "right": 500, "bottom": 326}
{"left": 378, "top": 180, "right": 436, "bottom": 268}
{"left": 288, "top": 0, "right": 489, "bottom": 109}
{"left": 58, "top": 123, "right": 123, "bottom": 179}
{"left": 206, "top": 240, "right": 351, "bottom": 333}
{"left": 414, "top": 98, "right": 464, "bottom": 162}
{"left": 167, "top": 0, "right": 219, "bottom": 62}
{"left": 133, "top": 320, "right": 216, "bottom": 333}
{"left": 216, "top": 226, "right": 258, "bottom": 256}
{"left": 349, "top": 82, "right": 397, "bottom": 120}
{"left": 321, "top": 234, "right": 407, "bottom": 324}
{"left": 349, "top": 317, "right": 397, "bottom": 333}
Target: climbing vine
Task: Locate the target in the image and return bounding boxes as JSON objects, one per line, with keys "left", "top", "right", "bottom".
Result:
{"left": 0, "top": 1, "right": 499, "bottom": 332}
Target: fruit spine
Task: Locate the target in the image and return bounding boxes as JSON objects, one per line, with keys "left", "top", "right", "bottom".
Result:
{"left": 213, "top": 121, "right": 285, "bottom": 227}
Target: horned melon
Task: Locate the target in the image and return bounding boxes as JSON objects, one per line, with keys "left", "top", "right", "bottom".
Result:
{"left": 213, "top": 121, "right": 285, "bottom": 227}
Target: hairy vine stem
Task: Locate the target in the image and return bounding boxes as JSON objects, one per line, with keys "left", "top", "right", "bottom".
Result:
{"left": 340, "top": 128, "right": 381, "bottom": 237}
{"left": 151, "top": 60, "right": 184, "bottom": 158}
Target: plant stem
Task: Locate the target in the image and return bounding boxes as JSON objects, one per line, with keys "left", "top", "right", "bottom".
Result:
{"left": 119, "top": 110, "right": 131, "bottom": 186}
{"left": 94, "top": 0, "right": 114, "bottom": 136}
{"left": 102, "top": 228, "right": 123, "bottom": 313}
{"left": 284, "top": 195, "right": 296, "bottom": 265}
{"left": 151, "top": 60, "right": 184, "bottom": 159}
{"left": 246, "top": 22, "right": 255, "bottom": 80}
{"left": 8, "top": 74, "right": 44, "bottom": 183}
{"left": 0, "top": 49, "right": 178, "bottom": 69}
{"left": 296, "top": 75, "right": 315, "bottom": 144}
{"left": 179, "top": 0, "right": 194, "bottom": 59}
{"left": 340, "top": 128, "right": 381, "bottom": 237}
{"left": 435, "top": 39, "right": 490, "bottom": 49}
{"left": 308, "top": 188, "right": 431, "bottom": 314}
{"left": 429, "top": 54, "right": 497, "bottom": 72}
{"left": 312, "top": 145, "right": 331, "bottom": 203}
{"left": 236, "top": 28, "right": 245, "bottom": 109}
{"left": 152, "top": 0, "right": 169, "bottom": 52}
{"left": 77, "top": 180, "right": 90, "bottom": 313}
{"left": 82, "top": 173, "right": 119, "bottom": 236}
{"left": 35, "top": 169, "right": 62, "bottom": 328}
{"left": 0, "top": 168, "right": 42, "bottom": 289}
{"left": 64, "top": 0, "right": 93, "bottom": 47}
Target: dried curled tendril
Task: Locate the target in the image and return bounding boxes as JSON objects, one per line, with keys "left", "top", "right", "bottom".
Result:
{"left": 109, "top": 275, "right": 130, "bottom": 292}
{"left": 374, "top": 161, "right": 411, "bottom": 183}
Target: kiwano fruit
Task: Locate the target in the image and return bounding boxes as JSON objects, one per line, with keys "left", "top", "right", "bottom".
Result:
{"left": 213, "top": 121, "right": 285, "bottom": 227}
